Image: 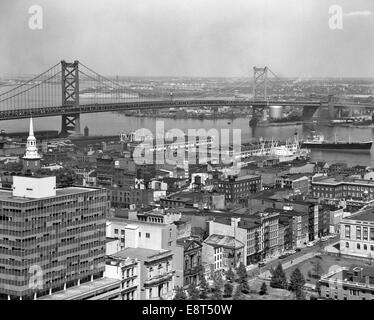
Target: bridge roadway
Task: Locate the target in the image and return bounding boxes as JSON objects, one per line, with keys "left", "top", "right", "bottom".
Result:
{"left": 0, "top": 98, "right": 373, "bottom": 121}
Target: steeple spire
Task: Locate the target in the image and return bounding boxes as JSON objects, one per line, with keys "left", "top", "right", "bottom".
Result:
{"left": 29, "top": 117, "right": 34, "bottom": 137}
{"left": 23, "top": 118, "right": 40, "bottom": 160}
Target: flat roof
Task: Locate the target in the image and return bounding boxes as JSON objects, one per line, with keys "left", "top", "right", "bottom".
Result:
{"left": 346, "top": 210, "right": 374, "bottom": 222}
{"left": 38, "top": 277, "right": 120, "bottom": 300}
{"left": 314, "top": 177, "right": 374, "bottom": 186}
{"left": 112, "top": 247, "right": 172, "bottom": 261}
{"left": 0, "top": 185, "right": 102, "bottom": 203}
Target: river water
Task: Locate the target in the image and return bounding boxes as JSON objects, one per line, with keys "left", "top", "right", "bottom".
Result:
{"left": 0, "top": 112, "right": 373, "bottom": 167}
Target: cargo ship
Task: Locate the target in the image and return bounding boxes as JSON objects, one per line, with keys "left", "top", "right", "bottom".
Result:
{"left": 301, "top": 132, "right": 372, "bottom": 151}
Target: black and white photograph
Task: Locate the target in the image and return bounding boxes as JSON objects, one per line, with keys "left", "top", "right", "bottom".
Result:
{"left": 0, "top": 0, "right": 374, "bottom": 309}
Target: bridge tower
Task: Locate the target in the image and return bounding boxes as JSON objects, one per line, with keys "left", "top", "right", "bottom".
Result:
{"left": 250, "top": 67, "right": 268, "bottom": 126}
{"left": 253, "top": 66, "right": 268, "bottom": 100}
{"left": 60, "top": 60, "right": 81, "bottom": 136}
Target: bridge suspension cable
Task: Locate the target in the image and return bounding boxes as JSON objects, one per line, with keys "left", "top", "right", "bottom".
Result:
{"left": 0, "top": 62, "right": 60, "bottom": 97}
{"left": 0, "top": 63, "right": 62, "bottom": 112}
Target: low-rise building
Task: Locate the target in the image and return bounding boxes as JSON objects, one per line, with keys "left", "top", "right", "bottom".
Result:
{"left": 208, "top": 212, "right": 280, "bottom": 265}
{"left": 319, "top": 266, "right": 374, "bottom": 300}
{"left": 175, "top": 237, "right": 203, "bottom": 287}
{"left": 213, "top": 174, "right": 262, "bottom": 203}
{"left": 107, "top": 186, "right": 154, "bottom": 209}
{"left": 312, "top": 176, "right": 374, "bottom": 202}
{"left": 111, "top": 247, "right": 175, "bottom": 300}
{"left": 275, "top": 174, "right": 310, "bottom": 194}
{"left": 340, "top": 210, "right": 374, "bottom": 260}
{"left": 104, "top": 255, "right": 139, "bottom": 300}
{"left": 202, "top": 234, "right": 245, "bottom": 272}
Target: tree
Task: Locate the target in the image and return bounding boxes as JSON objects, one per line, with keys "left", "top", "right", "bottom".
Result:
{"left": 211, "top": 272, "right": 224, "bottom": 300}
{"left": 236, "top": 262, "right": 248, "bottom": 282}
{"left": 259, "top": 282, "right": 268, "bottom": 295}
{"left": 232, "top": 285, "right": 243, "bottom": 300}
{"left": 42, "top": 168, "right": 78, "bottom": 187}
{"left": 270, "top": 263, "right": 288, "bottom": 289}
{"left": 187, "top": 282, "right": 200, "bottom": 300}
{"left": 213, "top": 272, "right": 224, "bottom": 291}
{"left": 226, "top": 268, "right": 235, "bottom": 283}
{"left": 289, "top": 268, "right": 305, "bottom": 292}
{"left": 174, "top": 286, "right": 187, "bottom": 300}
{"left": 212, "top": 286, "right": 223, "bottom": 300}
{"left": 199, "top": 276, "right": 210, "bottom": 299}
{"left": 295, "top": 287, "right": 306, "bottom": 300}
{"left": 315, "top": 281, "right": 321, "bottom": 296}
{"left": 240, "top": 280, "right": 250, "bottom": 294}
{"left": 223, "top": 283, "right": 233, "bottom": 297}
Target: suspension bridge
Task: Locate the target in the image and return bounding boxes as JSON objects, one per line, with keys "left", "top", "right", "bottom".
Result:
{"left": 0, "top": 61, "right": 372, "bottom": 136}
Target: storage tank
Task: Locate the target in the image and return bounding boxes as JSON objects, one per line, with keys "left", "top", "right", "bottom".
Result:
{"left": 269, "top": 105, "right": 283, "bottom": 119}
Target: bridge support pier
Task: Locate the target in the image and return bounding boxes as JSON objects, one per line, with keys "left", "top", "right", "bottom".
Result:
{"left": 60, "top": 113, "right": 81, "bottom": 137}
{"left": 328, "top": 95, "right": 336, "bottom": 119}
{"left": 336, "top": 107, "right": 343, "bottom": 118}
{"left": 301, "top": 105, "right": 320, "bottom": 120}
{"left": 250, "top": 106, "right": 266, "bottom": 127}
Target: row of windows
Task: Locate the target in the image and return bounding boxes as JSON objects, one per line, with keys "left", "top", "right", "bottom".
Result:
{"left": 344, "top": 225, "right": 374, "bottom": 241}
{"left": 345, "top": 242, "right": 374, "bottom": 251}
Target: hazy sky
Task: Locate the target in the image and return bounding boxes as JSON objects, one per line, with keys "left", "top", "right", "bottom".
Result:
{"left": 0, "top": 0, "right": 373, "bottom": 77}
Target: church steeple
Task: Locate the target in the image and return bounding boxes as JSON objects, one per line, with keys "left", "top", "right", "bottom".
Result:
{"left": 24, "top": 118, "right": 40, "bottom": 160}
{"left": 22, "top": 118, "right": 41, "bottom": 174}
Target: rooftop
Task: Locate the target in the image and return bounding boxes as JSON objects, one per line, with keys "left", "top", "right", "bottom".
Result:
{"left": 277, "top": 173, "right": 310, "bottom": 180}
{"left": 0, "top": 185, "right": 101, "bottom": 202}
{"left": 112, "top": 247, "right": 172, "bottom": 261}
{"left": 204, "top": 234, "right": 244, "bottom": 249}
{"left": 213, "top": 215, "right": 261, "bottom": 230}
{"left": 313, "top": 176, "right": 374, "bottom": 186}
{"left": 346, "top": 209, "right": 374, "bottom": 222}
{"left": 176, "top": 236, "right": 202, "bottom": 248}
{"left": 221, "top": 174, "right": 261, "bottom": 182}
{"left": 38, "top": 277, "right": 121, "bottom": 300}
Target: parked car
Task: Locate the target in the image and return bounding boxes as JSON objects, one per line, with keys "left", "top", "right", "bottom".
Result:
{"left": 284, "top": 250, "right": 296, "bottom": 255}
{"left": 295, "top": 248, "right": 302, "bottom": 252}
{"left": 306, "top": 242, "right": 314, "bottom": 247}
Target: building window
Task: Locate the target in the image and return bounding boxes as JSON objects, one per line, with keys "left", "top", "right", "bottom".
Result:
{"left": 363, "top": 227, "right": 368, "bottom": 241}
{"left": 345, "top": 225, "right": 351, "bottom": 239}
{"left": 345, "top": 242, "right": 349, "bottom": 248}
{"left": 121, "top": 230, "right": 125, "bottom": 235}
{"left": 364, "top": 244, "right": 367, "bottom": 250}
{"left": 114, "top": 229, "right": 119, "bottom": 235}
{"left": 139, "top": 232, "right": 141, "bottom": 237}
{"left": 357, "top": 243, "right": 361, "bottom": 250}
{"left": 370, "top": 228, "right": 374, "bottom": 241}
{"left": 146, "top": 233, "right": 150, "bottom": 238}
{"left": 356, "top": 227, "right": 361, "bottom": 240}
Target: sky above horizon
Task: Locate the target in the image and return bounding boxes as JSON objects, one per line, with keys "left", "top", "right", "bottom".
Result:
{"left": 0, "top": 0, "right": 373, "bottom": 78}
